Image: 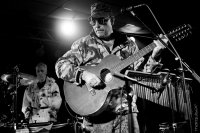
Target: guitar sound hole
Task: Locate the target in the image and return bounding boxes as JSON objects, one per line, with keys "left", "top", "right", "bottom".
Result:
{"left": 100, "top": 68, "right": 113, "bottom": 83}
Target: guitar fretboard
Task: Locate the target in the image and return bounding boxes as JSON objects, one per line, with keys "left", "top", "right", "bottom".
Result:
{"left": 112, "top": 42, "right": 157, "bottom": 72}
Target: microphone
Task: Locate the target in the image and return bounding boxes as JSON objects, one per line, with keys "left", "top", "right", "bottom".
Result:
{"left": 120, "top": 4, "right": 145, "bottom": 13}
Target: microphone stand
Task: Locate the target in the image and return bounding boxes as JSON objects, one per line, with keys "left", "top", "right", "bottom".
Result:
{"left": 11, "top": 65, "right": 20, "bottom": 130}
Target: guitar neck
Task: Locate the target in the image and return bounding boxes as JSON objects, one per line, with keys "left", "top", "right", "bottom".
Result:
{"left": 112, "top": 42, "right": 157, "bottom": 72}
{"left": 112, "top": 24, "right": 192, "bottom": 73}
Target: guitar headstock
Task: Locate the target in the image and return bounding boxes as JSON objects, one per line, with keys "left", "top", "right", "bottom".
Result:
{"left": 168, "top": 24, "right": 192, "bottom": 42}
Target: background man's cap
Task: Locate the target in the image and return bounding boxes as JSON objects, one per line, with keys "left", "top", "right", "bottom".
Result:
{"left": 90, "top": 2, "right": 113, "bottom": 18}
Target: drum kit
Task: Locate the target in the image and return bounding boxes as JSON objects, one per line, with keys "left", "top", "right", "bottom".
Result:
{"left": 0, "top": 68, "right": 77, "bottom": 132}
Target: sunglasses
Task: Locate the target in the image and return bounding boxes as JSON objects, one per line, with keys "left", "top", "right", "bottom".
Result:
{"left": 89, "top": 17, "right": 110, "bottom": 26}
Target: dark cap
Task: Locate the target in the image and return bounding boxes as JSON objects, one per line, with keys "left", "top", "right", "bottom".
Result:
{"left": 90, "top": 2, "right": 113, "bottom": 18}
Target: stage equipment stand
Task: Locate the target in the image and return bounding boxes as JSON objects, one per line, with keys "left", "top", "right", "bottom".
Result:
{"left": 10, "top": 65, "right": 21, "bottom": 131}
{"left": 164, "top": 72, "right": 178, "bottom": 133}
{"left": 125, "top": 78, "right": 134, "bottom": 133}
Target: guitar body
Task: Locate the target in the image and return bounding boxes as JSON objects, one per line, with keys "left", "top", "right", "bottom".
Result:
{"left": 63, "top": 54, "right": 125, "bottom": 116}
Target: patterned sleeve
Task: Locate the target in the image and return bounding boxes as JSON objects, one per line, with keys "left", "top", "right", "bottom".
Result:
{"left": 128, "top": 37, "right": 161, "bottom": 72}
{"left": 55, "top": 37, "right": 85, "bottom": 85}
{"left": 127, "top": 36, "right": 145, "bottom": 70}
{"left": 143, "top": 40, "right": 162, "bottom": 73}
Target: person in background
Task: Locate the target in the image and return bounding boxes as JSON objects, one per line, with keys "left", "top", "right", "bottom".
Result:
{"left": 55, "top": 2, "right": 168, "bottom": 133}
{"left": 22, "top": 62, "right": 62, "bottom": 123}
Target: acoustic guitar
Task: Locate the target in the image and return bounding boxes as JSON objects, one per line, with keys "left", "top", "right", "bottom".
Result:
{"left": 63, "top": 24, "right": 192, "bottom": 116}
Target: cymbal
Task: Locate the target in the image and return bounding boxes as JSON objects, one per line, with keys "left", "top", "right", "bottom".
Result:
{"left": 117, "top": 24, "right": 149, "bottom": 34}
{"left": 19, "top": 73, "right": 37, "bottom": 86}
{"left": 1, "top": 74, "right": 14, "bottom": 83}
{"left": 1, "top": 73, "right": 37, "bottom": 86}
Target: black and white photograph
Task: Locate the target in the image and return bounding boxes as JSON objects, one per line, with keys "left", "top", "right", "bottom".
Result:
{"left": 0, "top": 0, "right": 199, "bottom": 133}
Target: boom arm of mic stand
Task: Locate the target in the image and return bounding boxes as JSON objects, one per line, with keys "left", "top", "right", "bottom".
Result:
{"left": 113, "top": 72, "right": 158, "bottom": 92}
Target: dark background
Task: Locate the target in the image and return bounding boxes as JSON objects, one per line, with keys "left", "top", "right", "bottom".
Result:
{"left": 0, "top": 0, "right": 199, "bottom": 132}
